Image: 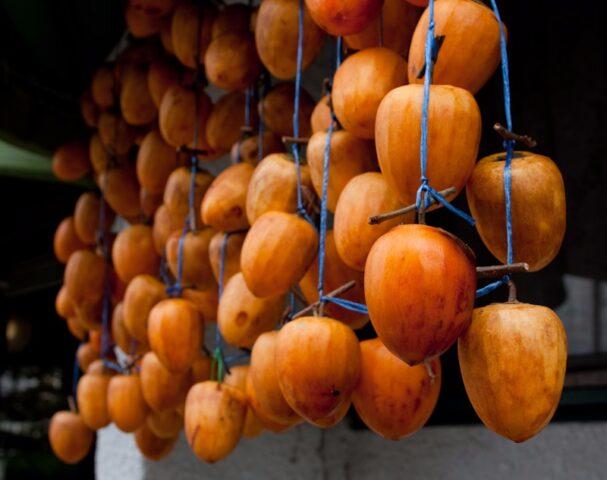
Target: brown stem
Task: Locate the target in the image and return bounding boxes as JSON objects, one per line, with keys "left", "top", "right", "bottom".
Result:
{"left": 368, "top": 187, "right": 456, "bottom": 225}
{"left": 493, "top": 123, "right": 538, "bottom": 148}
{"left": 282, "top": 135, "right": 309, "bottom": 146}
{"left": 292, "top": 280, "right": 356, "bottom": 320}
{"left": 507, "top": 279, "right": 518, "bottom": 303}
{"left": 476, "top": 262, "right": 529, "bottom": 279}
{"left": 177, "top": 145, "right": 212, "bottom": 157}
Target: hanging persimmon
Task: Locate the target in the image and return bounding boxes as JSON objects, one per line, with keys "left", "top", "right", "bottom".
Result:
{"left": 206, "top": 91, "right": 257, "bottom": 154}
{"left": 147, "top": 409, "right": 183, "bottom": 439}
{"left": 99, "top": 164, "right": 143, "bottom": 218}
{"left": 140, "top": 188, "right": 163, "bottom": 218}
{"left": 125, "top": 4, "right": 162, "bottom": 38}
{"left": 73, "top": 192, "right": 114, "bottom": 246}
{"left": 135, "top": 423, "right": 178, "bottom": 461}
{"left": 80, "top": 90, "right": 99, "bottom": 128}
{"left": 107, "top": 374, "right": 150, "bottom": 433}
{"left": 112, "top": 225, "right": 160, "bottom": 284}
{"left": 163, "top": 166, "right": 214, "bottom": 224}
{"left": 77, "top": 369, "right": 111, "bottom": 430}
{"left": 166, "top": 229, "right": 216, "bottom": 291}
{"left": 152, "top": 204, "right": 181, "bottom": 256}
{"left": 98, "top": 112, "right": 137, "bottom": 155}
{"left": 305, "top": 0, "right": 383, "bottom": 36}
{"left": 223, "top": 366, "right": 265, "bottom": 439}
{"left": 77, "top": 341, "right": 99, "bottom": 372}
{"left": 211, "top": 4, "right": 251, "bottom": 39}
{"left": 183, "top": 286, "right": 219, "bottom": 324}
{"left": 54, "top": 217, "right": 87, "bottom": 264}
{"left": 140, "top": 351, "right": 191, "bottom": 412}
{"left": 231, "top": 130, "right": 284, "bottom": 166}
{"left": 208, "top": 231, "right": 245, "bottom": 284}
{"left": 48, "top": 411, "right": 94, "bottom": 464}
{"left": 310, "top": 95, "right": 331, "bottom": 134}
{"left": 123, "top": 275, "right": 167, "bottom": 344}
{"left": 147, "top": 57, "right": 182, "bottom": 108}
{"left": 52, "top": 140, "right": 91, "bottom": 181}
{"left": 91, "top": 66, "right": 115, "bottom": 110}
{"left": 171, "top": 3, "right": 217, "bottom": 69}
{"left": 137, "top": 130, "right": 178, "bottom": 195}
{"left": 112, "top": 302, "right": 148, "bottom": 354}
{"left": 64, "top": 249, "right": 105, "bottom": 307}
{"left": 55, "top": 286, "right": 75, "bottom": 319}
{"left": 260, "top": 82, "right": 315, "bottom": 137}
{"left": 120, "top": 66, "right": 157, "bottom": 126}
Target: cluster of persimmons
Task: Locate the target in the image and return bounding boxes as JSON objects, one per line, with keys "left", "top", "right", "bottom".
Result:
{"left": 48, "top": 0, "right": 567, "bottom": 467}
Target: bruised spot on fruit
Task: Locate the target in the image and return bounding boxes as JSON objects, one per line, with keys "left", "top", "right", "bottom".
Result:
{"left": 455, "top": 286, "right": 469, "bottom": 315}
{"left": 235, "top": 311, "right": 248, "bottom": 326}
{"left": 228, "top": 206, "right": 243, "bottom": 219}
{"left": 331, "top": 389, "right": 340, "bottom": 397}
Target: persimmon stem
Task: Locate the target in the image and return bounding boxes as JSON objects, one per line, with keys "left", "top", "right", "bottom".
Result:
{"left": 508, "top": 279, "right": 518, "bottom": 303}
{"left": 476, "top": 262, "right": 529, "bottom": 278}
{"left": 292, "top": 280, "right": 356, "bottom": 320}
{"left": 282, "top": 135, "right": 309, "bottom": 146}
{"left": 493, "top": 123, "right": 537, "bottom": 148}
{"left": 368, "top": 187, "right": 456, "bottom": 225}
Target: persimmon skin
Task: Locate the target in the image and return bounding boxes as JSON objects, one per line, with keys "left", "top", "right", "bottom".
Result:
{"left": 135, "top": 423, "right": 178, "bottom": 461}
{"left": 74, "top": 192, "right": 114, "bottom": 245}
{"left": 140, "top": 351, "right": 190, "bottom": 412}
{"left": 305, "top": 0, "right": 383, "bottom": 36}
{"left": 137, "top": 130, "right": 178, "bottom": 195}
{"left": 171, "top": 3, "right": 217, "bottom": 69}
{"left": 147, "top": 409, "right": 183, "bottom": 439}
{"left": 223, "top": 365, "right": 265, "bottom": 438}
{"left": 112, "top": 225, "right": 160, "bottom": 284}
{"left": 52, "top": 140, "right": 91, "bottom": 181}
{"left": 107, "top": 374, "right": 150, "bottom": 433}
{"left": 260, "top": 82, "right": 315, "bottom": 138}
{"left": 352, "top": 339, "right": 441, "bottom": 440}
{"left": 166, "top": 229, "right": 215, "bottom": 291}
{"left": 123, "top": 275, "right": 167, "bottom": 344}
{"left": 147, "top": 57, "right": 181, "bottom": 108}
{"left": 99, "top": 164, "right": 143, "bottom": 218}
{"left": 120, "top": 66, "right": 157, "bottom": 126}
{"left": 208, "top": 231, "right": 245, "bottom": 284}
{"left": 206, "top": 91, "right": 258, "bottom": 154}
{"left": 459, "top": 303, "right": 567, "bottom": 443}
{"left": 77, "top": 372, "right": 111, "bottom": 430}
{"left": 48, "top": 411, "right": 94, "bottom": 464}
{"left": 64, "top": 249, "right": 105, "bottom": 307}
{"left": 364, "top": 224, "right": 476, "bottom": 365}
{"left": 54, "top": 217, "right": 87, "bottom": 263}
{"left": 163, "top": 167, "right": 214, "bottom": 225}
{"left": 152, "top": 204, "right": 181, "bottom": 256}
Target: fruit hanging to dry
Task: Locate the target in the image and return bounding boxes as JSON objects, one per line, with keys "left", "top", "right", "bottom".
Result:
{"left": 48, "top": 411, "right": 94, "bottom": 464}
{"left": 107, "top": 374, "right": 150, "bottom": 433}
{"left": 305, "top": 0, "right": 383, "bottom": 35}
{"left": 166, "top": 228, "right": 216, "bottom": 291}
{"left": 112, "top": 225, "right": 160, "bottom": 284}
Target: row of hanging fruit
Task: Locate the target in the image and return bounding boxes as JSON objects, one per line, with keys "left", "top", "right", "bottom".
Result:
{"left": 48, "top": 0, "right": 567, "bottom": 466}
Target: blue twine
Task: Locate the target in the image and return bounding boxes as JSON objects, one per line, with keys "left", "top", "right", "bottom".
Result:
{"left": 102, "top": 359, "right": 124, "bottom": 374}
{"left": 476, "top": 0, "right": 515, "bottom": 298}
{"left": 72, "top": 348, "right": 81, "bottom": 405}
{"left": 245, "top": 86, "right": 252, "bottom": 130}
{"left": 415, "top": 0, "right": 474, "bottom": 227}
{"left": 213, "top": 232, "right": 231, "bottom": 379}
{"left": 322, "top": 296, "right": 369, "bottom": 315}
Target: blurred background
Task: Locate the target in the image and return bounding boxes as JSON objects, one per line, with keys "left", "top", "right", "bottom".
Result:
{"left": 1, "top": 0, "right": 606, "bottom": 479}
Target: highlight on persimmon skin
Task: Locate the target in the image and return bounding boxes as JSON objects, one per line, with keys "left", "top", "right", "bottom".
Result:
{"left": 304, "top": 0, "right": 383, "bottom": 36}
{"left": 52, "top": 140, "right": 91, "bottom": 182}
{"left": 48, "top": 411, "right": 94, "bottom": 464}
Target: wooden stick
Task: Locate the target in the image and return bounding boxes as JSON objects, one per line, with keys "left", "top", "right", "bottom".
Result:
{"left": 177, "top": 145, "right": 211, "bottom": 157}
{"left": 368, "top": 187, "right": 456, "bottom": 225}
{"left": 292, "top": 280, "right": 356, "bottom": 320}
{"left": 493, "top": 123, "right": 537, "bottom": 148}
{"left": 476, "top": 262, "right": 529, "bottom": 279}
{"left": 282, "top": 135, "right": 309, "bottom": 146}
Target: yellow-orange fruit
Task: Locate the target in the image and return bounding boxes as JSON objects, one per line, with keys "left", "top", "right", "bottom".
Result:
{"left": 147, "top": 409, "right": 183, "bottom": 439}
{"left": 74, "top": 301, "right": 102, "bottom": 331}
{"left": 201, "top": 163, "right": 253, "bottom": 232}
{"left": 98, "top": 112, "right": 136, "bottom": 155}
{"left": 77, "top": 372, "right": 111, "bottom": 430}
{"left": 333, "top": 47, "right": 407, "bottom": 139}
{"left": 305, "top": 0, "right": 382, "bottom": 35}
{"left": 218, "top": 272, "right": 284, "bottom": 348}
{"left": 66, "top": 317, "right": 87, "bottom": 341}
{"left": 158, "top": 84, "right": 214, "bottom": 149}
{"left": 306, "top": 129, "right": 376, "bottom": 211}
{"left": 87, "top": 359, "right": 114, "bottom": 376}
{"left": 140, "top": 188, "right": 163, "bottom": 218}
{"left": 466, "top": 152, "right": 566, "bottom": 272}
{"left": 172, "top": 3, "right": 217, "bottom": 69}
{"left": 223, "top": 365, "right": 265, "bottom": 439}
{"left": 73, "top": 192, "right": 114, "bottom": 245}
{"left": 185, "top": 381, "right": 247, "bottom": 463}
{"left": 54, "top": 217, "right": 87, "bottom": 263}
{"left": 163, "top": 166, "right": 215, "bottom": 223}
{"left": 48, "top": 411, "right": 94, "bottom": 464}
{"left": 208, "top": 231, "right": 245, "bottom": 284}
{"left": 107, "top": 374, "right": 150, "bottom": 432}
{"left": 89, "top": 133, "right": 112, "bottom": 175}
{"left": 189, "top": 351, "right": 212, "bottom": 384}
{"left": 375, "top": 84, "right": 481, "bottom": 205}
{"left": 211, "top": 3, "right": 251, "bottom": 39}
{"left": 241, "top": 211, "right": 318, "bottom": 297}
{"left": 310, "top": 95, "right": 331, "bottom": 134}
{"left": 56, "top": 286, "right": 75, "bottom": 319}
{"left": 353, "top": 339, "right": 441, "bottom": 439}
{"left": 140, "top": 351, "right": 190, "bottom": 412}
{"left": 120, "top": 66, "right": 157, "bottom": 126}
{"left": 344, "top": 0, "right": 421, "bottom": 56}
{"left": 204, "top": 32, "right": 261, "bottom": 92}
{"left": 276, "top": 316, "right": 360, "bottom": 425}
{"left": 135, "top": 423, "right": 177, "bottom": 461}
{"left": 249, "top": 331, "right": 301, "bottom": 426}
{"left": 299, "top": 231, "right": 368, "bottom": 329}
{"left": 125, "top": 5, "right": 162, "bottom": 38}
{"left": 333, "top": 172, "right": 405, "bottom": 271}
{"left": 99, "top": 164, "right": 143, "bottom": 218}
{"left": 183, "top": 286, "right": 219, "bottom": 323}
{"left": 245, "top": 374, "right": 294, "bottom": 433}
{"left": 52, "top": 140, "right": 91, "bottom": 181}
{"left": 64, "top": 250, "right": 105, "bottom": 307}
{"left": 206, "top": 92, "right": 257, "bottom": 154}
{"left": 408, "top": 0, "right": 503, "bottom": 94}
{"left": 91, "top": 66, "right": 115, "bottom": 109}
{"left": 166, "top": 229, "right": 215, "bottom": 290}
{"left": 77, "top": 342, "right": 99, "bottom": 372}
{"left": 231, "top": 130, "right": 284, "bottom": 166}
{"left": 123, "top": 275, "right": 167, "bottom": 343}
{"left": 147, "top": 57, "right": 181, "bottom": 108}
{"left": 255, "top": 0, "right": 325, "bottom": 79}
{"left": 459, "top": 303, "right": 567, "bottom": 443}
{"left": 260, "top": 82, "right": 314, "bottom": 137}
{"left": 148, "top": 298, "right": 203, "bottom": 373}
{"left": 112, "top": 225, "right": 160, "bottom": 284}
{"left": 137, "top": 130, "right": 178, "bottom": 195}
{"left": 81, "top": 90, "right": 100, "bottom": 128}
{"left": 112, "top": 302, "right": 147, "bottom": 354}
{"left": 160, "top": 16, "right": 175, "bottom": 54}
{"left": 152, "top": 204, "right": 181, "bottom": 255}
{"left": 365, "top": 224, "right": 476, "bottom": 365}
{"left": 245, "top": 153, "right": 313, "bottom": 224}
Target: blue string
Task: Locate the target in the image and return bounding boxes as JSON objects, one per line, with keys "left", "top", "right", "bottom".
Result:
{"left": 72, "top": 348, "right": 81, "bottom": 406}
{"left": 414, "top": 0, "right": 475, "bottom": 227}
{"left": 214, "top": 232, "right": 230, "bottom": 379}
{"left": 245, "top": 86, "right": 252, "bottom": 130}
{"left": 476, "top": 0, "right": 515, "bottom": 298}
{"left": 323, "top": 296, "right": 369, "bottom": 315}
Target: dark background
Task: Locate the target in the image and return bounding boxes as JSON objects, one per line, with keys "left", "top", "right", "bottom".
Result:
{"left": 1, "top": 0, "right": 607, "bottom": 478}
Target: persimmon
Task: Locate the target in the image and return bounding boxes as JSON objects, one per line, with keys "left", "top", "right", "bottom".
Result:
{"left": 171, "top": 3, "right": 217, "bottom": 69}
{"left": 120, "top": 66, "right": 157, "bottom": 126}
{"left": 305, "top": 0, "right": 382, "bottom": 35}
{"left": 152, "top": 204, "right": 181, "bottom": 255}
{"left": 77, "top": 342, "right": 99, "bottom": 372}
{"left": 260, "top": 82, "right": 314, "bottom": 137}
{"left": 135, "top": 423, "right": 178, "bottom": 461}
{"left": 137, "top": 130, "right": 178, "bottom": 195}
{"left": 333, "top": 172, "right": 406, "bottom": 271}
{"left": 140, "top": 352, "right": 190, "bottom": 412}
{"left": 183, "top": 286, "right": 219, "bottom": 323}
{"left": 125, "top": 4, "right": 162, "bottom": 38}
{"left": 97, "top": 112, "right": 136, "bottom": 155}
{"left": 163, "top": 166, "right": 214, "bottom": 223}
{"left": 99, "top": 164, "right": 143, "bottom": 218}
{"left": 74, "top": 192, "right": 113, "bottom": 245}
{"left": 245, "top": 153, "right": 313, "bottom": 224}
{"left": 52, "top": 140, "right": 91, "bottom": 181}
{"left": 211, "top": 4, "right": 251, "bottom": 39}
{"left": 206, "top": 91, "right": 257, "bottom": 154}
{"left": 74, "top": 301, "right": 102, "bottom": 331}
{"left": 466, "top": 152, "right": 566, "bottom": 272}
{"left": 255, "top": 0, "right": 325, "bottom": 79}
{"left": 77, "top": 371, "right": 111, "bottom": 430}
{"left": 249, "top": 331, "right": 301, "bottom": 426}
{"left": 48, "top": 411, "right": 94, "bottom": 464}
{"left": 365, "top": 224, "right": 476, "bottom": 365}
{"left": 299, "top": 231, "right": 368, "bottom": 329}
{"left": 66, "top": 317, "right": 87, "bottom": 341}
{"left": 56, "top": 286, "right": 75, "bottom": 319}
{"left": 148, "top": 298, "right": 203, "bottom": 372}
{"left": 185, "top": 381, "right": 247, "bottom": 463}
{"left": 276, "top": 316, "right": 361, "bottom": 425}
{"left": 353, "top": 339, "right": 441, "bottom": 439}
{"left": 201, "top": 163, "right": 254, "bottom": 232}
{"left": 333, "top": 47, "right": 407, "bottom": 139}
{"left": 166, "top": 229, "right": 215, "bottom": 290}
{"left": 375, "top": 84, "right": 481, "bottom": 205}
{"left": 241, "top": 211, "right": 318, "bottom": 297}
{"left": 107, "top": 374, "right": 150, "bottom": 433}
{"left": 91, "top": 66, "right": 115, "bottom": 110}
{"left": 245, "top": 373, "right": 294, "bottom": 433}
{"left": 140, "top": 188, "right": 163, "bottom": 218}
{"left": 147, "top": 409, "right": 183, "bottom": 439}
{"left": 218, "top": 272, "right": 284, "bottom": 348}
{"left": 224, "top": 365, "right": 265, "bottom": 438}
{"left": 89, "top": 133, "right": 113, "bottom": 175}
{"left": 147, "top": 57, "right": 181, "bottom": 108}
{"left": 81, "top": 90, "right": 100, "bottom": 128}
{"left": 123, "top": 275, "right": 167, "bottom": 343}
{"left": 310, "top": 95, "right": 331, "bottom": 134}
{"left": 64, "top": 250, "right": 105, "bottom": 307}
{"left": 231, "top": 130, "right": 283, "bottom": 166}
{"left": 189, "top": 350, "right": 212, "bottom": 384}
{"left": 408, "top": 0, "right": 503, "bottom": 94}
{"left": 112, "top": 302, "right": 147, "bottom": 354}
{"left": 306, "top": 129, "right": 376, "bottom": 211}
{"left": 54, "top": 217, "right": 87, "bottom": 263}
{"left": 160, "top": 16, "right": 174, "bottom": 54}
{"left": 208, "top": 231, "right": 245, "bottom": 284}
{"left": 459, "top": 303, "right": 567, "bottom": 442}
{"left": 112, "top": 225, "right": 160, "bottom": 284}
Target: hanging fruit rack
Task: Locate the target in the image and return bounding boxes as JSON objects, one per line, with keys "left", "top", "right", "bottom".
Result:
{"left": 48, "top": 0, "right": 568, "bottom": 465}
